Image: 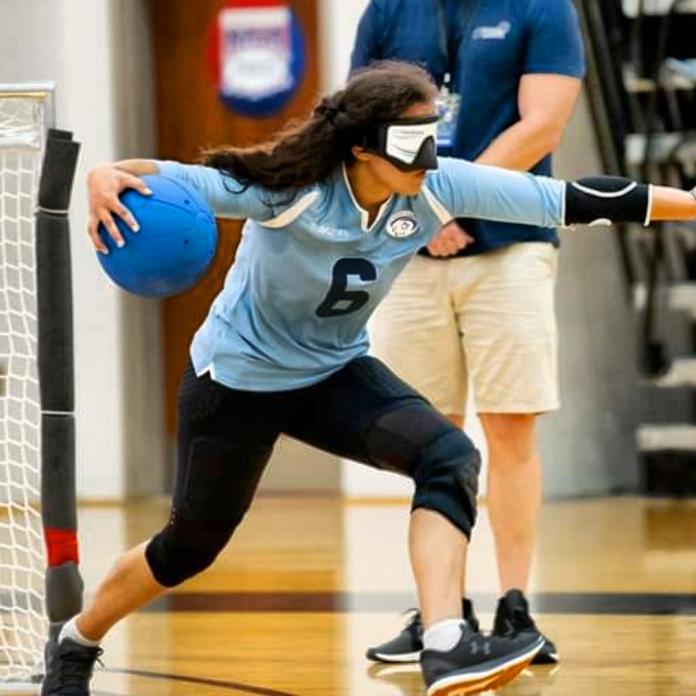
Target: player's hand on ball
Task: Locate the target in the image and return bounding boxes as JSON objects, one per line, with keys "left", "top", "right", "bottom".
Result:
{"left": 87, "top": 165, "right": 152, "bottom": 254}
{"left": 427, "top": 220, "right": 474, "bottom": 256}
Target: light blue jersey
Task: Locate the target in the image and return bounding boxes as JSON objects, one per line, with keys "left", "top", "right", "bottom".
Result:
{"left": 158, "top": 158, "right": 565, "bottom": 391}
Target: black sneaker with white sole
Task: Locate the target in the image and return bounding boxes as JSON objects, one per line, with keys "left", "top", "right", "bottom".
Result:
{"left": 493, "top": 589, "right": 559, "bottom": 665}
{"left": 41, "top": 625, "right": 102, "bottom": 696}
{"left": 422, "top": 623, "right": 543, "bottom": 696}
{"left": 366, "top": 599, "right": 480, "bottom": 664}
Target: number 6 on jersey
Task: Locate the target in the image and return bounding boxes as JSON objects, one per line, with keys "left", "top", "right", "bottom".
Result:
{"left": 316, "top": 258, "right": 377, "bottom": 317}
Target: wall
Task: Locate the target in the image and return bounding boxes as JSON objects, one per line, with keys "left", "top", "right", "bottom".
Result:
{"left": 543, "top": 93, "right": 641, "bottom": 496}
{"left": 1, "top": 0, "right": 641, "bottom": 501}
{"left": 2, "top": 0, "right": 336, "bottom": 501}
{"left": 319, "top": 0, "right": 642, "bottom": 498}
{"left": 147, "top": 0, "right": 338, "bottom": 494}
{"left": 319, "top": 0, "right": 488, "bottom": 497}
{"left": 110, "top": 0, "right": 167, "bottom": 498}
{"left": 1, "top": 0, "right": 165, "bottom": 499}
{"left": 318, "top": 0, "right": 410, "bottom": 498}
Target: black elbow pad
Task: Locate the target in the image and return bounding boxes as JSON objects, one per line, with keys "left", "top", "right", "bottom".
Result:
{"left": 564, "top": 176, "right": 651, "bottom": 227}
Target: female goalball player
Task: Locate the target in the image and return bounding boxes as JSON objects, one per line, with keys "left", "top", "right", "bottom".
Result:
{"left": 42, "top": 62, "right": 696, "bottom": 696}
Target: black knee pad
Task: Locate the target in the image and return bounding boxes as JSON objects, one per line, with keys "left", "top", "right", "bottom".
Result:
{"left": 366, "top": 406, "right": 481, "bottom": 538}
{"left": 146, "top": 514, "right": 232, "bottom": 587}
{"left": 411, "top": 429, "right": 481, "bottom": 539}
{"left": 146, "top": 438, "right": 273, "bottom": 587}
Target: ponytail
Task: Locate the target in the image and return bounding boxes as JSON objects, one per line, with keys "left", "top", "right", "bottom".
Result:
{"left": 202, "top": 61, "right": 437, "bottom": 190}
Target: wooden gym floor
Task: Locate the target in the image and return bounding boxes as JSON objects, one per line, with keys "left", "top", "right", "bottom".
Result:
{"left": 52, "top": 496, "right": 696, "bottom": 694}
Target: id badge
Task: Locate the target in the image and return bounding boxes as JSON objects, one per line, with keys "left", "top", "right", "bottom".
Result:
{"left": 435, "top": 81, "right": 461, "bottom": 155}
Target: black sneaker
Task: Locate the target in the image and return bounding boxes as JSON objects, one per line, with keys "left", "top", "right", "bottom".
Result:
{"left": 366, "top": 599, "right": 480, "bottom": 664}
{"left": 41, "top": 627, "right": 102, "bottom": 696}
{"left": 422, "top": 623, "right": 543, "bottom": 696}
{"left": 493, "top": 589, "right": 559, "bottom": 665}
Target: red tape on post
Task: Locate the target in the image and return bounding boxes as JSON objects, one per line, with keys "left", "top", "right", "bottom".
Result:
{"left": 44, "top": 528, "right": 80, "bottom": 567}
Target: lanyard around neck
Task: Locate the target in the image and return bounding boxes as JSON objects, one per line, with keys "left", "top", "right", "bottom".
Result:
{"left": 435, "top": 0, "right": 450, "bottom": 61}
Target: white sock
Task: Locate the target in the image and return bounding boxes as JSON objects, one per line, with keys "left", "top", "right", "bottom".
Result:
{"left": 423, "top": 619, "right": 465, "bottom": 652}
{"left": 58, "top": 617, "right": 101, "bottom": 648}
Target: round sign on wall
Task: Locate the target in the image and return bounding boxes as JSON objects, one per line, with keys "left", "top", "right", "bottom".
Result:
{"left": 208, "top": 0, "right": 307, "bottom": 118}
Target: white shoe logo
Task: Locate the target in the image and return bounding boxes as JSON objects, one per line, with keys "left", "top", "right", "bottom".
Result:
{"left": 470, "top": 641, "right": 492, "bottom": 656}
{"left": 472, "top": 21, "right": 512, "bottom": 40}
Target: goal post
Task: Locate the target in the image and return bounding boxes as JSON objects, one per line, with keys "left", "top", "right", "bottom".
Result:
{"left": 0, "top": 83, "right": 82, "bottom": 689}
{"left": 37, "top": 129, "right": 83, "bottom": 641}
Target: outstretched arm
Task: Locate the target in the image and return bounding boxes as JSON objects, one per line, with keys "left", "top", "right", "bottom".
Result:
{"left": 562, "top": 177, "right": 696, "bottom": 226}
{"left": 428, "top": 160, "right": 696, "bottom": 235}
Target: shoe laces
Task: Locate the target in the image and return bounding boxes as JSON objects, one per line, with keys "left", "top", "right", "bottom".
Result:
{"left": 401, "top": 608, "right": 423, "bottom": 638}
{"left": 55, "top": 647, "right": 103, "bottom": 691}
{"left": 505, "top": 605, "right": 537, "bottom": 635}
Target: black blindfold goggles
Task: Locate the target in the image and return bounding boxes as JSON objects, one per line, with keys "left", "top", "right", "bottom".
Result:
{"left": 361, "top": 115, "right": 440, "bottom": 172}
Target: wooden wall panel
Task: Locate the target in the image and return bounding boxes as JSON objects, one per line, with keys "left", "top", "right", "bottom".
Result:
{"left": 148, "top": 0, "right": 320, "bottom": 436}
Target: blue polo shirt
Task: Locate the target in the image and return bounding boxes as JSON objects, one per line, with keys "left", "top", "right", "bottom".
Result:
{"left": 351, "top": 0, "right": 585, "bottom": 256}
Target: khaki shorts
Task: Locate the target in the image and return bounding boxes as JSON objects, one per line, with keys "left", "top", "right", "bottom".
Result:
{"left": 368, "top": 243, "right": 560, "bottom": 415}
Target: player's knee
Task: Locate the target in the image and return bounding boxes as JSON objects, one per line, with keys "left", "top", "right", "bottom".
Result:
{"left": 365, "top": 405, "right": 481, "bottom": 538}
{"left": 145, "top": 436, "right": 269, "bottom": 587}
{"left": 411, "top": 428, "right": 481, "bottom": 539}
{"left": 145, "top": 515, "right": 239, "bottom": 588}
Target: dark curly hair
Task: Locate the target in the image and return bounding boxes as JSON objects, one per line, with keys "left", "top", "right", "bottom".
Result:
{"left": 201, "top": 61, "right": 437, "bottom": 190}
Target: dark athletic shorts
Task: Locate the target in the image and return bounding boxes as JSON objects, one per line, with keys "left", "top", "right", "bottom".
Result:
{"left": 174, "top": 356, "right": 468, "bottom": 520}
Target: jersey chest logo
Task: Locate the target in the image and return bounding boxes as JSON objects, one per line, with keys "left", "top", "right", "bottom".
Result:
{"left": 386, "top": 211, "right": 419, "bottom": 239}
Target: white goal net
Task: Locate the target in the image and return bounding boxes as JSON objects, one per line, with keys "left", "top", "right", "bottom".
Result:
{"left": 0, "top": 84, "right": 54, "bottom": 688}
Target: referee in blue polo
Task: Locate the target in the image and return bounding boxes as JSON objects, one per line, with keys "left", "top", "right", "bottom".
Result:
{"left": 353, "top": 0, "right": 585, "bottom": 665}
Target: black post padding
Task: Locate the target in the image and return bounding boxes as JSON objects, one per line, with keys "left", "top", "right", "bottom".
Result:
{"left": 36, "top": 214, "right": 74, "bottom": 411}
{"left": 37, "top": 130, "right": 85, "bottom": 633}
{"left": 40, "top": 414, "right": 77, "bottom": 531}
{"left": 38, "top": 136, "right": 79, "bottom": 212}
{"left": 48, "top": 128, "right": 73, "bottom": 142}
{"left": 46, "top": 564, "right": 84, "bottom": 623}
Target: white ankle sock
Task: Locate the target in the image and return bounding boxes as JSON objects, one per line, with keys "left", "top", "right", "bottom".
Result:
{"left": 423, "top": 619, "right": 464, "bottom": 652}
{"left": 59, "top": 618, "right": 101, "bottom": 648}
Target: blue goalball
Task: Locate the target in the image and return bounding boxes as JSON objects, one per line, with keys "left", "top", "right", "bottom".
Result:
{"left": 97, "top": 174, "right": 217, "bottom": 298}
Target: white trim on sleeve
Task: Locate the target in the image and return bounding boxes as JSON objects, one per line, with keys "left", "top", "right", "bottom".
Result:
{"left": 644, "top": 184, "right": 654, "bottom": 227}
{"left": 259, "top": 191, "right": 319, "bottom": 229}
{"left": 571, "top": 181, "right": 638, "bottom": 198}
{"left": 422, "top": 186, "right": 454, "bottom": 225}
